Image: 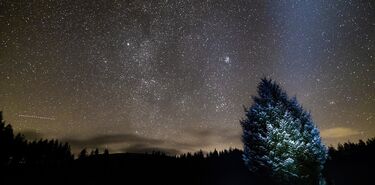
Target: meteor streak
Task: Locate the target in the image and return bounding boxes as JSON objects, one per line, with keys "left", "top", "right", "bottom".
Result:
{"left": 18, "top": 114, "right": 56, "bottom": 120}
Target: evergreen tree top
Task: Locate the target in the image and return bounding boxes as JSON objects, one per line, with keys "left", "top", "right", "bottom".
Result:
{"left": 251, "top": 78, "right": 311, "bottom": 124}
{"left": 253, "top": 78, "right": 289, "bottom": 106}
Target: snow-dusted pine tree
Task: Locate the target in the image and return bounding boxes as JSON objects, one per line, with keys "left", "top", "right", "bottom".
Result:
{"left": 241, "top": 78, "right": 327, "bottom": 185}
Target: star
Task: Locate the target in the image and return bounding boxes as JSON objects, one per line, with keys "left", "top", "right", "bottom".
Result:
{"left": 1, "top": 0, "right": 373, "bottom": 154}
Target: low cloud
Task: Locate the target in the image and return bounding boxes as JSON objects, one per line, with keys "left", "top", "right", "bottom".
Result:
{"left": 186, "top": 127, "right": 241, "bottom": 144}
{"left": 121, "top": 144, "right": 181, "bottom": 155}
{"left": 64, "top": 134, "right": 162, "bottom": 148}
{"left": 321, "top": 127, "right": 360, "bottom": 139}
{"left": 62, "top": 127, "right": 242, "bottom": 155}
{"left": 18, "top": 130, "right": 44, "bottom": 141}
{"left": 63, "top": 133, "right": 202, "bottom": 155}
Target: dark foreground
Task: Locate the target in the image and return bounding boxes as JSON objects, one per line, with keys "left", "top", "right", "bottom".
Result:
{"left": 2, "top": 145, "right": 374, "bottom": 185}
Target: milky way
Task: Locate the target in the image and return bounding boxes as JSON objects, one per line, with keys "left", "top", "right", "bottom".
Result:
{"left": 0, "top": 0, "right": 374, "bottom": 154}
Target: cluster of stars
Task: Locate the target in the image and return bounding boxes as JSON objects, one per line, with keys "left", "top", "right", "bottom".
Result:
{"left": 0, "top": 0, "right": 374, "bottom": 154}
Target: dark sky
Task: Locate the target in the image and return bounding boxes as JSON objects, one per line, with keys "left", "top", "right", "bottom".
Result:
{"left": 0, "top": 0, "right": 374, "bottom": 154}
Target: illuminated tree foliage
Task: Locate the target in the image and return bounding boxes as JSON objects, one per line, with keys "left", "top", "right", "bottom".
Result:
{"left": 241, "top": 78, "right": 327, "bottom": 185}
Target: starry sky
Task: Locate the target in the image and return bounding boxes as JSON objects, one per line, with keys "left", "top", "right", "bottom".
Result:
{"left": 0, "top": 0, "right": 374, "bottom": 155}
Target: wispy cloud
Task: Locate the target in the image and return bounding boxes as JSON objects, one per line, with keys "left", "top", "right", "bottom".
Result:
{"left": 321, "top": 127, "right": 360, "bottom": 139}
{"left": 62, "top": 127, "right": 241, "bottom": 155}
{"left": 63, "top": 133, "right": 203, "bottom": 155}
{"left": 120, "top": 144, "right": 181, "bottom": 155}
{"left": 19, "top": 130, "right": 44, "bottom": 141}
{"left": 64, "top": 134, "right": 162, "bottom": 147}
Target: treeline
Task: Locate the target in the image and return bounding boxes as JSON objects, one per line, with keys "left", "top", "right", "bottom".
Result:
{"left": 328, "top": 138, "right": 375, "bottom": 161}
{"left": 324, "top": 138, "right": 375, "bottom": 185}
{"left": 0, "top": 112, "right": 73, "bottom": 168}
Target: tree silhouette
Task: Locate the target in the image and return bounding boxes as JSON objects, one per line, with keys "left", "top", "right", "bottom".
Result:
{"left": 0, "top": 111, "right": 73, "bottom": 167}
{"left": 79, "top": 148, "right": 88, "bottom": 159}
{"left": 0, "top": 112, "right": 15, "bottom": 166}
{"left": 241, "top": 79, "right": 327, "bottom": 185}
{"left": 94, "top": 148, "right": 99, "bottom": 156}
{"left": 104, "top": 148, "right": 109, "bottom": 156}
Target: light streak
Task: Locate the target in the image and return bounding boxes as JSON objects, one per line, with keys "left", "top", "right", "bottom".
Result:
{"left": 18, "top": 114, "right": 56, "bottom": 120}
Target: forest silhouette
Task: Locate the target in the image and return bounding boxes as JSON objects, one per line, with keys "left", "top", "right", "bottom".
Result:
{"left": 0, "top": 111, "right": 374, "bottom": 185}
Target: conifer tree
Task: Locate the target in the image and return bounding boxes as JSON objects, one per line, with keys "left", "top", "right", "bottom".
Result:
{"left": 103, "top": 148, "right": 109, "bottom": 156}
{"left": 79, "top": 148, "right": 88, "bottom": 159}
{"left": 241, "top": 78, "right": 327, "bottom": 185}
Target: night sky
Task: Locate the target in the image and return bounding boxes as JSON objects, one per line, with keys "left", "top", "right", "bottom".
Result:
{"left": 1, "top": 0, "right": 374, "bottom": 154}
